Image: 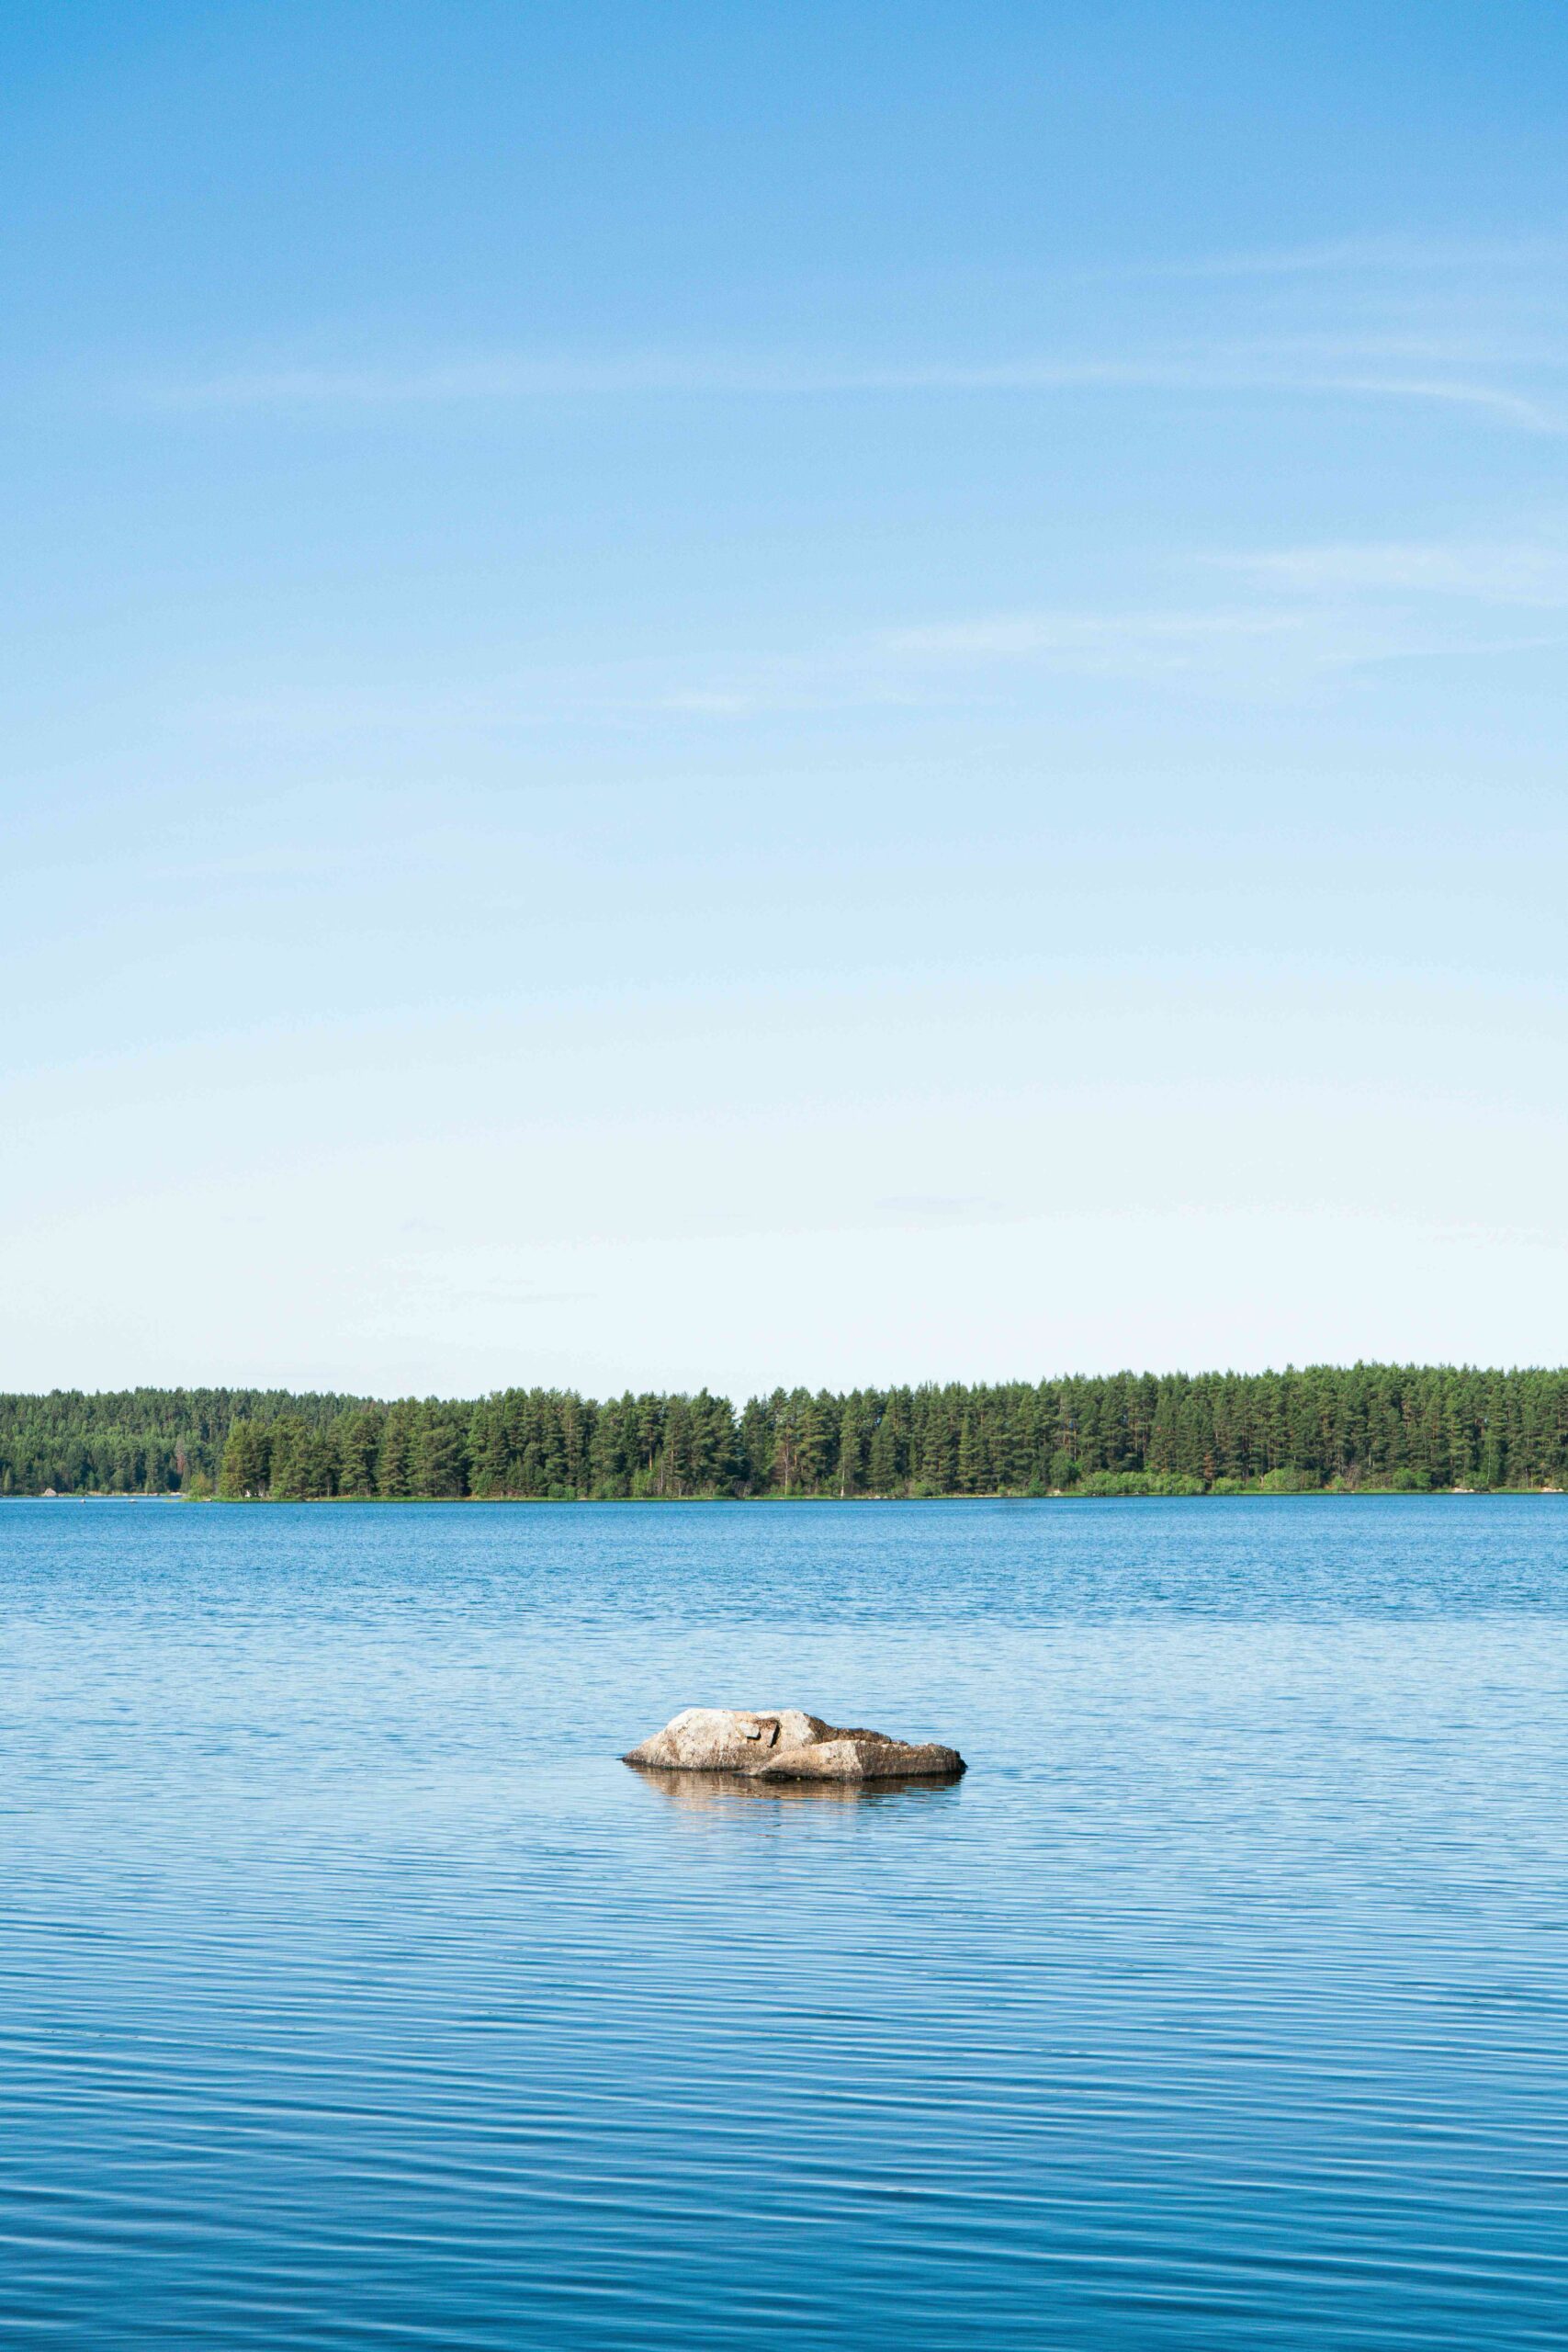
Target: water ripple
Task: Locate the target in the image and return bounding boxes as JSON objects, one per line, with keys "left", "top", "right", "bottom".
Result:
{"left": 1, "top": 1498, "right": 1565, "bottom": 2346}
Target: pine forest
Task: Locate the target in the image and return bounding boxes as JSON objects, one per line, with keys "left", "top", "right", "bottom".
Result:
{"left": 1, "top": 1366, "right": 1566, "bottom": 1499}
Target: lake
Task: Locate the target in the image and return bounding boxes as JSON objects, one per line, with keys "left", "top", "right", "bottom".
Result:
{"left": 2, "top": 1496, "right": 1564, "bottom": 2347}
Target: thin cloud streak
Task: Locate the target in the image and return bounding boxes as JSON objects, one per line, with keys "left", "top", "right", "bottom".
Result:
{"left": 666, "top": 585, "right": 1568, "bottom": 712}
{"left": 1137, "top": 231, "right": 1568, "bottom": 281}
{"left": 131, "top": 347, "right": 1563, "bottom": 432}
{"left": 1308, "top": 375, "right": 1559, "bottom": 431}
{"left": 1222, "top": 540, "right": 1568, "bottom": 604}
{"left": 189, "top": 589, "right": 1563, "bottom": 746}
{"left": 881, "top": 610, "right": 1303, "bottom": 662}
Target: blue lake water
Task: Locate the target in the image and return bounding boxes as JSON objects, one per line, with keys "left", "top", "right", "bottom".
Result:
{"left": 2, "top": 1495, "right": 1565, "bottom": 2348}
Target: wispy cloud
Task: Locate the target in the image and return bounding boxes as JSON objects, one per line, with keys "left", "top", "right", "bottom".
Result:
{"left": 132, "top": 342, "right": 1563, "bottom": 433}
{"left": 1299, "top": 376, "right": 1559, "bottom": 431}
{"left": 111, "top": 218, "right": 1567, "bottom": 439}
{"left": 192, "top": 568, "right": 1565, "bottom": 743}
{"left": 649, "top": 604, "right": 1511, "bottom": 715}
{"left": 875, "top": 1193, "right": 1004, "bottom": 1224}
{"left": 881, "top": 608, "right": 1303, "bottom": 669}
{"left": 141, "top": 354, "right": 836, "bottom": 406}
{"left": 1137, "top": 232, "right": 1568, "bottom": 282}
{"left": 657, "top": 562, "right": 1568, "bottom": 713}
{"left": 1220, "top": 539, "right": 1568, "bottom": 605}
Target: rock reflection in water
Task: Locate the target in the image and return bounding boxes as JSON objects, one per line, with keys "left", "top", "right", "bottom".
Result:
{"left": 626, "top": 1763, "right": 965, "bottom": 1809}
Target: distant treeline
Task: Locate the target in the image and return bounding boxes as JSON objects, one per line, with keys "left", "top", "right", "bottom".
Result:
{"left": 2, "top": 1367, "right": 1566, "bottom": 1498}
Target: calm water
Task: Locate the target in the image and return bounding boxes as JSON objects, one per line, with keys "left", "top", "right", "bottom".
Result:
{"left": 2, "top": 1497, "right": 1565, "bottom": 2348}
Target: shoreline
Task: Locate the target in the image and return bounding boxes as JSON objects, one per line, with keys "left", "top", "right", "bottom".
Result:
{"left": 10, "top": 1487, "right": 1564, "bottom": 1505}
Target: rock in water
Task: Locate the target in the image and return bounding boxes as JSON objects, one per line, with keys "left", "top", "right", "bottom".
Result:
{"left": 622, "top": 1706, "right": 964, "bottom": 1781}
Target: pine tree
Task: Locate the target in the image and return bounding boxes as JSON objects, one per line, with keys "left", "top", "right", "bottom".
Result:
{"left": 377, "top": 1401, "right": 417, "bottom": 1498}
{"left": 218, "top": 1419, "right": 269, "bottom": 1499}
{"left": 410, "top": 1403, "right": 465, "bottom": 1498}
{"left": 866, "top": 1409, "right": 899, "bottom": 1495}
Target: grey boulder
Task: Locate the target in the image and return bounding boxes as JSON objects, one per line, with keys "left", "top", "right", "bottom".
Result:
{"left": 623, "top": 1706, "right": 964, "bottom": 1781}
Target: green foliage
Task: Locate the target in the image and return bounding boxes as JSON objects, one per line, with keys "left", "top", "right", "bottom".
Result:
{"left": 4, "top": 1363, "right": 1568, "bottom": 1499}
{"left": 1077, "top": 1471, "right": 1206, "bottom": 1498}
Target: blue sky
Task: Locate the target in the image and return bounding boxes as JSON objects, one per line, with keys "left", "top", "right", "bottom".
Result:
{"left": 5, "top": 2, "right": 1567, "bottom": 1396}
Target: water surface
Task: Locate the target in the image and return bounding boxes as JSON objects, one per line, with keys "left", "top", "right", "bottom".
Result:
{"left": 2, "top": 1497, "right": 1564, "bottom": 2346}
